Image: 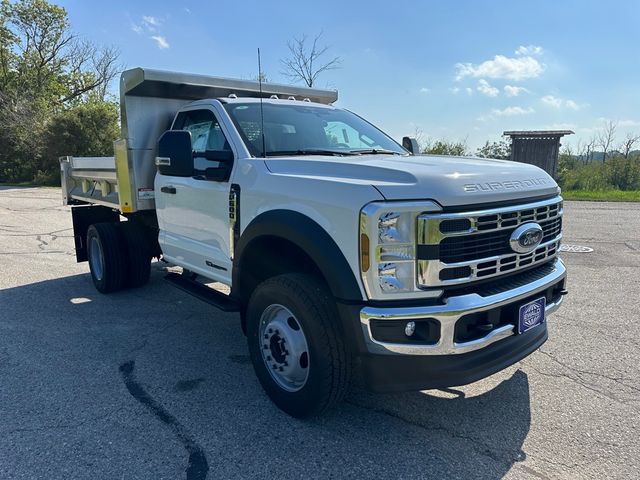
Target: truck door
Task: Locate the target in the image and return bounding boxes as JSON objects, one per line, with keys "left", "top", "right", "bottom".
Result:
{"left": 155, "top": 107, "right": 235, "bottom": 284}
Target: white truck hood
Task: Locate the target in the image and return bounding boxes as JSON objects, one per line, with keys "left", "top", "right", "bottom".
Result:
{"left": 264, "top": 154, "right": 559, "bottom": 207}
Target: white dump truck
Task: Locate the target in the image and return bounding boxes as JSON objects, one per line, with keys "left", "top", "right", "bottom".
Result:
{"left": 61, "top": 68, "right": 567, "bottom": 417}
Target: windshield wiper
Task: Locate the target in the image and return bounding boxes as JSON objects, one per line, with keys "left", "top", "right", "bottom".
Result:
{"left": 349, "top": 148, "right": 403, "bottom": 155}
{"left": 265, "top": 148, "right": 359, "bottom": 157}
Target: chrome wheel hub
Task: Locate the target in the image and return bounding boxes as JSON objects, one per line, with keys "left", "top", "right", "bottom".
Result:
{"left": 89, "top": 236, "right": 104, "bottom": 281}
{"left": 259, "top": 304, "right": 310, "bottom": 392}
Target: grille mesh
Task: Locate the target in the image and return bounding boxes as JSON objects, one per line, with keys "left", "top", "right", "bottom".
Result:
{"left": 439, "top": 217, "right": 561, "bottom": 263}
{"left": 417, "top": 198, "right": 564, "bottom": 287}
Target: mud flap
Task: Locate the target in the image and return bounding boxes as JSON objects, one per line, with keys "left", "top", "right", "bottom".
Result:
{"left": 71, "top": 205, "right": 120, "bottom": 262}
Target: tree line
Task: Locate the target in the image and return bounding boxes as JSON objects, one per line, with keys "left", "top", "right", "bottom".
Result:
{"left": 2, "top": 2, "right": 636, "bottom": 193}
{"left": 0, "top": 0, "right": 120, "bottom": 184}
{"left": 563, "top": 120, "right": 639, "bottom": 163}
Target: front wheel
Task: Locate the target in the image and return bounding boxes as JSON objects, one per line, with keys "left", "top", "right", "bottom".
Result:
{"left": 246, "top": 274, "right": 352, "bottom": 418}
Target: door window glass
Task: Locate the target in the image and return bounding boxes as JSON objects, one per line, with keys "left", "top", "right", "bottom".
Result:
{"left": 180, "top": 109, "right": 233, "bottom": 173}
{"left": 182, "top": 110, "right": 232, "bottom": 153}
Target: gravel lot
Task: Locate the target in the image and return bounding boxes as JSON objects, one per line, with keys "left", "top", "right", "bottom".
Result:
{"left": 1, "top": 186, "right": 639, "bottom": 480}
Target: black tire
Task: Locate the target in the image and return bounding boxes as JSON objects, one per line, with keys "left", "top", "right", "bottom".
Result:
{"left": 87, "top": 223, "right": 127, "bottom": 293}
{"left": 120, "top": 221, "right": 152, "bottom": 288}
{"left": 246, "top": 273, "right": 352, "bottom": 418}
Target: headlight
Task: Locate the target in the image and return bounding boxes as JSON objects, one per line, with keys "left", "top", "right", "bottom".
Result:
{"left": 360, "top": 201, "right": 442, "bottom": 300}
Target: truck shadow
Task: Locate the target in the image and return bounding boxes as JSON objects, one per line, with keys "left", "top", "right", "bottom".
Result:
{"left": 1, "top": 269, "right": 532, "bottom": 479}
{"left": 342, "top": 371, "right": 531, "bottom": 477}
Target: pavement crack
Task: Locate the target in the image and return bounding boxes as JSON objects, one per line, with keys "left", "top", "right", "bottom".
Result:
{"left": 529, "top": 365, "right": 638, "bottom": 409}
{"left": 126, "top": 317, "right": 186, "bottom": 357}
{"left": 119, "top": 360, "right": 209, "bottom": 480}
{"left": 345, "top": 399, "right": 514, "bottom": 465}
{"left": 538, "top": 349, "right": 640, "bottom": 394}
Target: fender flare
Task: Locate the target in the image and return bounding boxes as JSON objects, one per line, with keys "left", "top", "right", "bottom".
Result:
{"left": 232, "top": 210, "right": 363, "bottom": 302}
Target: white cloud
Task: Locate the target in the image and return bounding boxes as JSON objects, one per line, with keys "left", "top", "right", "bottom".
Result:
{"left": 618, "top": 119, "right": 640, "bottom": 127}
{"left": 477, "top": 106, "right": 534, "bottom": 122}
{"left": 504, "top": 85, "right": 529, "bottom": 97}
{"left": 541, "top": 95, "right": 563, "bottom": 108}
{"left": 597, "top": 118, "right": 640, "bottom": 128}
{"left": 131, "top": 15, "right": 164, "bottom": 34}
{"left": 564, "top": 100, "right": 580, "bottom": 110}
{"left": 142, "top": 16, "right": 162, "bottom": 28}
{"left": 455, "top": 54, "right": 544, "bottom": 81}
{"left": 541, "top": 95, "right": 585, "bottom": 110}
{"left": 544, "top": 123, "right": 577, "bottom": 130}
{"left": 449, "top": 87, "right": 460, "bottom": 94}
{"left": 477, "top": 79, "right": 499, "bottom": 97}
{"left": 493, "top": 106, "right": 535, "bottom": 116}
{"left": 465, "top": 87, "right": 473, "bottom": 96}
{"left": 151, "top": 36, "right": 169, "bottom": 49}
{"left": 420, "top": 87, "right": 431, "bottom": 93}
{"left": 515, "top": 45, "right": 544, "bottom": 56}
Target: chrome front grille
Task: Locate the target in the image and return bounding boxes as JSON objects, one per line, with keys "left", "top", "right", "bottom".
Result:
{"left": 417, "top": 196, "right": 563, "bottom": 287}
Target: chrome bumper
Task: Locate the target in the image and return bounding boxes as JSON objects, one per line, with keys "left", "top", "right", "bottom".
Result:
{"left": 360, "top": 259, "right": 566, "bottom": 356}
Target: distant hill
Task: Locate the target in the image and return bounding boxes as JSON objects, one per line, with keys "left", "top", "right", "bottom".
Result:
{"left": 575, "top": 150, "right": 640, "bottom": 162}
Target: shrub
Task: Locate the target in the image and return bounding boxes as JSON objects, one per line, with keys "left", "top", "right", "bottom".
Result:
{"left": 557, "top": 155, "right": 640, "bottom": 192}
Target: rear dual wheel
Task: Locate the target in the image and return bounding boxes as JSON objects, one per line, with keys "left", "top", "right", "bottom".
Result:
{"left": 87, "top": 222, "right": 151, "bottom": 294}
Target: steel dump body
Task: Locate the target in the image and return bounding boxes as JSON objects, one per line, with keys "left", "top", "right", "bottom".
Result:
{"left": 60, "top": 67, "right": 338, "bottom": 212}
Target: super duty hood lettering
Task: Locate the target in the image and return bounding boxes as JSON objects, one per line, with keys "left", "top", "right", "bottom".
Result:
{"left": 463, "top": 178, "right": 550, "bottom": 193}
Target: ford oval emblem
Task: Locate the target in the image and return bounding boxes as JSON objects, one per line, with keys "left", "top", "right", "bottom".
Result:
{"left": 509, "top": 223, "right": 544, "bottom": 254}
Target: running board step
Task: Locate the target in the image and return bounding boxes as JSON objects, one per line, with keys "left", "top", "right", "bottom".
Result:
{"left": 165, "top": 272, "right": 240, "bottom": 312}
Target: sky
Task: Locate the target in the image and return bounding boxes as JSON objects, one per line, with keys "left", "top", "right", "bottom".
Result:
{"left": 58, "top": 0, "right": 640, "bottom": 150}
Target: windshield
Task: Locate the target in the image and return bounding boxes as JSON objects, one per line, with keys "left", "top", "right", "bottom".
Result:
{"left": 223, "top": 102, "right": 406, "bottom": 157}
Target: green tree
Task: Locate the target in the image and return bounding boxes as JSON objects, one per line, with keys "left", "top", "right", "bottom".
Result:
{"left": 422, "top": 138, "right": 468, "bottom": 156}
{"left": 476, "top": 139, "right": 511, "bottom": 159}
{"left": 37, "top": 99, "right": 120, "bottom": 183}
{"left": 0, "top": 0, "right": 120, "bottom": 184}
{"left": 2, "top": 0, "right": 119, "bottom": 108}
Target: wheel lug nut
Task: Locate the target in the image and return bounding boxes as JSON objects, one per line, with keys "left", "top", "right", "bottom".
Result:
{"left": 268, "top": 328, "right": 273, "bottom": 333}
{"left": 263, "top": 345, "right": 268, "bottom": 350}
{"left": 279, "top": 367, "right": 283, "bottom": 371}
{"left": 264, "top": 334, "right": 268, "bottom": 339}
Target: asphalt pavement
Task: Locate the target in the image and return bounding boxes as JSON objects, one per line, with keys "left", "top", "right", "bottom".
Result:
{"left": 1, "top": 186, "right": 639, "bottom": 479}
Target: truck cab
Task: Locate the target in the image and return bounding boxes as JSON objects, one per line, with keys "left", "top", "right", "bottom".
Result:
{"left": 61, "top": 68, "right": 567, "bottom": 417}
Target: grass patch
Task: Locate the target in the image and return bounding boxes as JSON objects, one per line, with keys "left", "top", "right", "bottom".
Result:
{"left": 562, "top": 190, "right": 640, "bottom": 202}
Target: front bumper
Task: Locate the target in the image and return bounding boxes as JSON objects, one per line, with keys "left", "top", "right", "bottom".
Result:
{"left": 347, "top": 258, "right": 566, "bottom": 392}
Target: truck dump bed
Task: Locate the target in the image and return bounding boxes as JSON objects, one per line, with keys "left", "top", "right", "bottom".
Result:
{"left": 60, "top": 67, "right": 338, "bottom": 213}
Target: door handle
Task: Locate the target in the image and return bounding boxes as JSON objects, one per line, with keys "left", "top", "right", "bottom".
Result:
{"left": 161, "top": 186, "right": 176, "bottom": 194}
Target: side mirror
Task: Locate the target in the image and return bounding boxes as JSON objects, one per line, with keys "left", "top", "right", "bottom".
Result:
{"left": 156, "top": 130, "right": 193, "bottom": 177}
{"left": 198, "top": 150, "right": 234, "bottom": 163}
{"left": 195, "top": 150, "right": 234, "bottom": 182}
{"left": 203, "top": 167, "right": 229, "bottom": 181}
{"left": 402, "top": 136, "right": 420, "bottom": 155}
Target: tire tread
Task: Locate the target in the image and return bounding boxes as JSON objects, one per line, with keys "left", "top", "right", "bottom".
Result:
{"left": 88, "top": 223, "right": 127, "bottom": 293}
{"left": 248, "top": 273, "right": 352, "bottom": 417}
